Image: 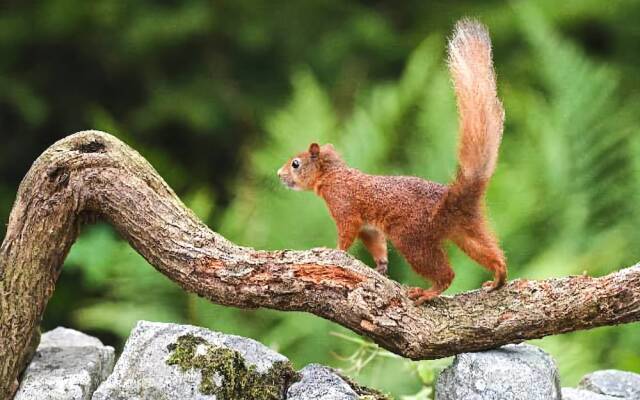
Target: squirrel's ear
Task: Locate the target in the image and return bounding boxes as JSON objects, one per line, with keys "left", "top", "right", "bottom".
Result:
{"left": 322, "top": 143, "right": 335, "bottom": 152}
{"left": 309, "top": 143, "right": 320, "bottom": 159}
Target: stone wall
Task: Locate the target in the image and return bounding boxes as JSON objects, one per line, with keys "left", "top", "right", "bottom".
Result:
{"left": 14, "top": 321, "right": 640, "bottom": 399}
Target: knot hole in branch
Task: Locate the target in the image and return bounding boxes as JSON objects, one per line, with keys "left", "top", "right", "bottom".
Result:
{"left": 74, "top": 140, "right": 106, "bottom": 154}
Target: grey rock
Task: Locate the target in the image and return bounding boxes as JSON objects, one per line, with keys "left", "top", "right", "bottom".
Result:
{"left": 14, "top": 327, "right": 115, "bottom": 400}
{"left": 92, "top": 320, "right": 292, "bottom": 400}
{"left": 436, "top": 343, "right": 561, "bottom": 400}
{"left": 287, "top": 364, "right": 359, "bottom": 400}
{"left": 579, "top": 370, "right": 640, "bottom": 399}
{"left": 561, "top": 387, "right": 618, "bottom": 400}
{"left": 39, "top": 327, "right": 105, "bottom": 349}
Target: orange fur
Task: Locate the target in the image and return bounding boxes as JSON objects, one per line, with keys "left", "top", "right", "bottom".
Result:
{"left": 277, "top": 19, "right": 506, "bottom": 305}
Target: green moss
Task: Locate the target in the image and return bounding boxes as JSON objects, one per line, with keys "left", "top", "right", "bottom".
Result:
{"left": 336, "top": 371, "right": 392, "bottom": 400}
{"left": 166, "top": 334, "right": 298, "bottom": 399}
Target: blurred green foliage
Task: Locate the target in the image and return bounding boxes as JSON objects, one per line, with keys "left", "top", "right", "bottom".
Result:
{"left": 2, "top": 1, "right": 640, "bottom": 397}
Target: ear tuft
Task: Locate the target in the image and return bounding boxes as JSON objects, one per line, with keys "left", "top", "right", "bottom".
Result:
{"left": 322, "top": 143, "right": 335, "bottom": 152}
{"left": 309, "top": 143, "right": 320, "bottom": 158}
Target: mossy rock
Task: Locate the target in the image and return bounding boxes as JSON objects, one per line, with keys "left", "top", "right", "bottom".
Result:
{"left": 92, "top": 321, "right": 294, "bottom": 400}
{"left": 166, "top": 334, "right": 298, "bottom": 399}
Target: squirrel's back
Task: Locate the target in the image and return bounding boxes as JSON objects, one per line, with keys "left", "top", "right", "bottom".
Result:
{"left": 318, "top": 170, "right": 447, "bottom": 228}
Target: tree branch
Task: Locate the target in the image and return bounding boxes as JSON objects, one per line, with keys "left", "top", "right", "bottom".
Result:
{"left": 1, "top": 131, "right": 639, "bottom": 399}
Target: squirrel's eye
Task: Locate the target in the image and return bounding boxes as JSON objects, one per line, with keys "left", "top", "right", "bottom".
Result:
{"left": 291, "top": 159, "right": 300, "bottom": 169}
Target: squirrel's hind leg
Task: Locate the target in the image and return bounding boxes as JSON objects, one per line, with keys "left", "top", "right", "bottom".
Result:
{"left": 395, "top": 243, "right": 455, "bottom": 305}
{"left": 451, "top": 223, "right": 507, "bottom": 290}
{"left": 359, "top": 228, "right": 388, "bottom": 275}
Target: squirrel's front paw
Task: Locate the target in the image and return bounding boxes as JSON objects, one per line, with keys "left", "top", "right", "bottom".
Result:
{"left": 407, "top": 287, "right": 439, "bottom": 305}
{"left": 482, "top": 278, "right": 504, "bottom": 291}
{"left": 375, "top": 261, "right": 388, "bottom": 275}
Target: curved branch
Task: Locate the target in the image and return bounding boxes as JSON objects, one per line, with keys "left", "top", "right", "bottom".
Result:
{"left": 1, "top": 131, "right": 639, "bottom": 398}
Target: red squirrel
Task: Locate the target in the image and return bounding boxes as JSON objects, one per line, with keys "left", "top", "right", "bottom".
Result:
{"left": 277, "top": 19, "right": 506, "bottom": 305}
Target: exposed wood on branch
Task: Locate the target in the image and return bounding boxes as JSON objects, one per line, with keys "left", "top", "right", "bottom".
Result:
{"left": 1, "top": 131, "right": 639, "bottom": 399}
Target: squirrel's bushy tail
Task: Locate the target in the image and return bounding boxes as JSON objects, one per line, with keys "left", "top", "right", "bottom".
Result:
{"left": 443, "top": 19, "right": 504, "bottom": 219}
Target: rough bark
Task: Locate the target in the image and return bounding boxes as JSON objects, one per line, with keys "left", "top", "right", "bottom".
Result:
{"left": 1, "top": 131, "right": 639, "bottom": 399}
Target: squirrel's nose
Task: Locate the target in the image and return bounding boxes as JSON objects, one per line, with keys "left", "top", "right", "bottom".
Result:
{"left": 277, "top": 167, "right": 283, "bottom": 177}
